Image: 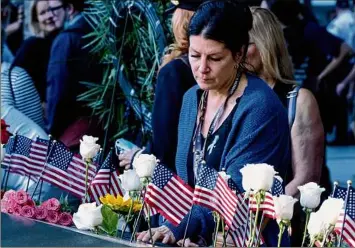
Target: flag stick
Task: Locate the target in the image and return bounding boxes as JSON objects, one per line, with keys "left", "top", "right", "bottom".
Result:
{"left": 130, "top": 188, "right": 147, "bottom": 242}
{"left": 332, "top": 181, "right": 339, "bottom": 197}
{"left": 255, "top": 211, "right": 265, "bottom": 247}
{"left": 31, "top": 139, "right": 56, "bottom": 199}
{"left": 3, "top": 133, "right": 18, "bottom": 191}
{"left": 337, "top": 180, "right": 352, "bottom": 247}
{"left": 242, "top": 200, "right": 251, "bottom": 246}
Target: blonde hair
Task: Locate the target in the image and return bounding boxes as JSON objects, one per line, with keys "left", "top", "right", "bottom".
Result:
{"left": 160, "top": 8, "right": 194, "bottom": 69}
{"left": 249, "top": 7, "right": 295, "bottom": 84}
{"left": 30, "top": 0, "right": 44, "bottom": 37}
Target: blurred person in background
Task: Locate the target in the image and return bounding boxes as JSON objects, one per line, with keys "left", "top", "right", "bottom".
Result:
{"left": 247, "top": 7, "right": 325, "bottom": 246}
{"left": 1, "top": 0, "right": 23, "bottom": 58}
{"left": 11, "top": 0, "right": 66, "bottom": 104}
{"left": 268, "top": 0, "right": 355, "bottom": 145}
{"left": 45, "top": 0, "right": 103, "bottom": 149}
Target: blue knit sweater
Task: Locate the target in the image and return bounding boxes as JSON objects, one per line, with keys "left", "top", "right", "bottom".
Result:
{"left": 165, "top": 74, "right": 292, "bottom": 246}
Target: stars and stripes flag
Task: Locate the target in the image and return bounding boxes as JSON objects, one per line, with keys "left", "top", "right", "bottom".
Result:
{"left": 249, "top": 176, "right": 284, "bottom": 219}
{"left": 144, "top": 164, "right": 194, "bottom": 226}
{"left": 89, "top": 150, "right": 124, "bottom": 204}
{"left": 334, "top": 185, "right": 355, "bottom": 247}
{"left": 1, "top": 136, "right": 48, "bottom": 177}
{"left": 193, "top": 166, "right": 248, "bottom": 230}
{"left": 229, "top": 223, "right": 264, "bottom": 247}
{"left": 2, "top": 136, "right": 17, "bottom": 168}
{"left": 40, "top": 141, "right": 96, "bottom": 198}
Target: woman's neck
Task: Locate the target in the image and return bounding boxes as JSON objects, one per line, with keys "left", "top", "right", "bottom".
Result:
{"left": 208, "top": 73, "right": 237, "bottom": 101}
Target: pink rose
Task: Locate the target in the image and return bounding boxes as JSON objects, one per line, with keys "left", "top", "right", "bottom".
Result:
{"left": 45, "top": 198, "right": 61, "bottom": 211}
{"left": 3, "top": 190, "right": 16, "bottom": 201}
{"left": 26, "top": 199, "right": 36, "bottom": 207}
{"left": 35, "top": 206, "right": 48, "bottom": 220}
{"left": 13, "top": 205, "right": 22, "bottom": 216}
{"left": 15, "top": 190, "right": 28, "bottom": 205}
{"left": 7, "top": 198, "right": 18, "bottom": 213}
{"left": 46, "top": 210, "right": 59, "bottom": 223}
{"left": 1, "top": 199, "right": 8, "bottom": 213}
{"left": 20, "top": 205, "right": 35, "bottom": 218}
{"left": 58, "top": 212, "right": 73, "bottom": 226}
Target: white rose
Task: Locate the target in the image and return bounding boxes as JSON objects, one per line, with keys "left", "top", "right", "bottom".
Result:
{"left": 318, "top": 197, "right": 344, "bottom": 226}
{"left": 273, "top": 195, "right": 298, "bottom": 221}
{"left": 80, "top": 135, "right": 100, "bottom": 160}
{"left": 0, "top": 144, "right": 5, "bottom": 163}
{"left": 298, "top": 182, "right": 325, "bottom": 209}
{"left": 73, "top": 202, "right": 103, "bottom": 230}
{"left": 307, "top": 211, "right": 326, "bottom": 239}
{"left": 218, "top": 171, "right": 231, "bottom": 183}
{"left": 133, "top": 154, "right": 157, "bottom": 178}
{"left": 119, "top": 169, "right": 141, "bottom": 192}
{"left": 240, "top": 163, "right": 277, "bottom": 192}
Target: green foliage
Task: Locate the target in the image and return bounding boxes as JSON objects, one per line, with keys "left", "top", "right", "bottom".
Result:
{"left": 80, "top": 0, "right": 172, "bottom": 149}
{"left": 100, "top": 204, "right": 120, "bottom": 236}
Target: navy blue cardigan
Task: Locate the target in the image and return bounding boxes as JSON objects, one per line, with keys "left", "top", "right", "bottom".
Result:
{"left": 165, "top": 74, "right": 292, "bottom": 245}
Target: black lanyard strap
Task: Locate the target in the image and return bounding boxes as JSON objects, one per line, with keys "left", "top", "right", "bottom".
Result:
{"left": 192, "top": 70, "right": 242, "bottom": 178}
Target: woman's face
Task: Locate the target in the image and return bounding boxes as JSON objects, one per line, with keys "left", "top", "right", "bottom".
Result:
{"left": 36, "top": 0, "right": 56, "bottom": 34}
{"left": 188, "top": 35, "right": 238, "bottom": 91}
{"left": 246, "top": 42, "right": 263, "bottom": 74}
{"left": 48, "top": 0, "right": 66, "bottom": 30}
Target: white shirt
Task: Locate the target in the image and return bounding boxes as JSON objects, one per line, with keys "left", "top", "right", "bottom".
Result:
{"left": 327, "top": 9, "right": 355, "bottom": 50}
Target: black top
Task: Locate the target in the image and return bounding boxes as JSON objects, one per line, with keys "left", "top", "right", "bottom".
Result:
{"left": 12, "top": 32, "right": 58, "bottom": 102}
{"left": 273, "top": 82, "right": 294, "bottom": 108}
{"left": 152, "top": 56, "right": 196, "bottom": 172}
{"left": 186, "top": 103, "right": 238, "bottom": 187}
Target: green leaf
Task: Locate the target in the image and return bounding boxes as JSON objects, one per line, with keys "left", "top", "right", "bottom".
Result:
{"left": 100, "top": 205, "right": 119, "bottom": 237}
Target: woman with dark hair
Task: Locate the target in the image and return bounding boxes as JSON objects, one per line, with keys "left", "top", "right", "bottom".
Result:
{"left": 137, "top": 1, "right": 291, "bottom": 246}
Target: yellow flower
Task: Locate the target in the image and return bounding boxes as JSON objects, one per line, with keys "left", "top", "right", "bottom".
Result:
{"left": 133, "top": 202, "right": 143, "bottom": 213}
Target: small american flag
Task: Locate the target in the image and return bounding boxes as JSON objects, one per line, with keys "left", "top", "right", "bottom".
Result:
{"left": 2, "top": 136, "right": 46, "bottom": 177}
{"left": 193, "top": 166, "right": 248, "bottom": 230}
{"left": 334, "top": 185, "right": 355, "bottom": 247}
{"left": 2, "top": 136, "right": 17, "bottom": 168}
{"left": 41, "top": 141, "right": 96, "bottom": 198}
{"left": 89, "top": 150, "right": 123, "bottom": 204}
{"left": 229, "top": 223, "right": 264, "bottom": 247}
{"left": 144, "top": 164, "right": 194, "bottom": 226}
{"left": 249, "top": 176, "right": 284, "bottom": 218}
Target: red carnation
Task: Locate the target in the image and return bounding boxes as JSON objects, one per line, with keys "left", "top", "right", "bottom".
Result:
{"left": 1, "top": 119, "right": 10, "bottom": 144}
{"left": 20, "top": 205, "right": 35, "bottom": 218}
{"left": 58, "top": 212, "right": 73, "bottom": 226}
{"left": 15, "top": 190, "right": 29, "bottom": 205}
{"left": 46, "top": 210, "right": 59, "bottom": 223}
{"left": 13, "top": 205, "right": 22, "bottom": 216}
{"left": 35, "top": 206, "right": 48, "bottom": 220}
{"left": 45, "top": 198, "right": 61, "bottom": 211}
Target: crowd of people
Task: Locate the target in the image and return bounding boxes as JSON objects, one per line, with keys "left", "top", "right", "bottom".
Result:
{"left": 1, "top": 0, "right": 355, "bottom": 247}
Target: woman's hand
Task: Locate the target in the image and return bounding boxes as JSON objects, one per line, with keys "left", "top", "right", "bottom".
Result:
{"left": 118, "top": 147, "right": 141, "bottom": 170}
{"left": 137, "top": 226, "right": 176, "bottom": 244}
{"left": 177, "top": 238, "right": 199, "bottom": 247}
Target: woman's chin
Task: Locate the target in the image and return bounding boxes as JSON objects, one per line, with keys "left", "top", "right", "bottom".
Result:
{"left": 197, "top": 81, "right": 214, "bottom": 91}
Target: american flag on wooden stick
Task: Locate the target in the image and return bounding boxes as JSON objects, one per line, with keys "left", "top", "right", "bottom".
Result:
{"left": 144, "top": 164, "right": 194, "bottom": 226}
{"left": 193, "top": 166, "right": 248, "bottom": 230}
{"left": 89, "top": 150, "right": 123, "bottom": 204}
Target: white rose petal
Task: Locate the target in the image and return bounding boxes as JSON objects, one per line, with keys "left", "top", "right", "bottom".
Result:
{"left": 307, "top": 211, "right": 326, "bottom": 238}
{"left": 273, "top": 195, "right": 298, "bottom": 221}
{"left": 218, "top": 171, "right": 231, "bottom": 183}
{"left": 119, "top": 169, "right": 141, "bottom": 192}
{"left": 318, "top": 197, "right": 344, "bottom": 226}
{"left": 73, "top": 202, "right": 103, "bottom": 230}
{"left": 240, "top": 163, "right": 277, "bottom": 192}
{"left": 133, "top": 154, "right": 157, "bottom": 178}
{"left": 298, "top": 182, "right": 325, "bottom": 209}
{"left": 80, "top": 135, "right": 100, "bottom": 160}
